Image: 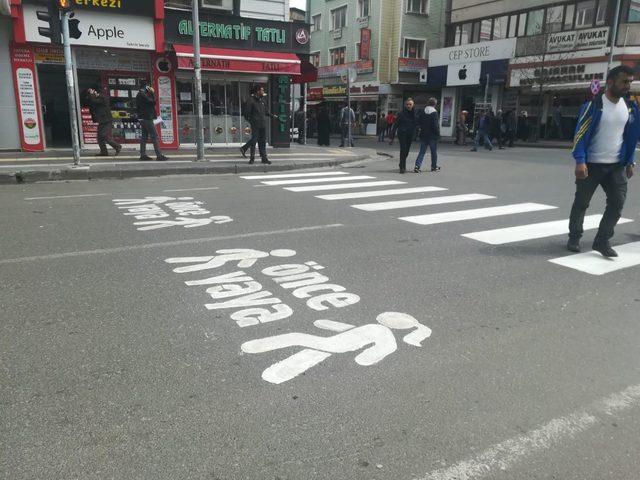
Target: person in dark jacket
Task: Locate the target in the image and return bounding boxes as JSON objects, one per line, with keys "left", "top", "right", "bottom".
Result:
{"left": 316, "top": 104, "right": 331, "bottom": 146}
{"left": 136, "top": 83, "right": 167, "bottom": 161}
{"left": 504, "top": 110, "right": 517, "bottom": 147}
{"left": 490, "top": 109, "right": 505, "bottom": 149}
{"left": 240, "top": 85, "right": 278, "bottom": 164}
{"left": 413, "top": 97, "right": 441, "bottom": 173}
{"left": 471, "top": 110, "right": 493, "bottom": 151}
{"left": 85, "top": 88, "right": 121, "bottom": 157}
{"left": 377, "top": 113, "right": 387, "bottom": 142}
{"left": 294, "top": 105, "right": 305, "bottom": 144}
{"left": 389, "top": 99, "right": 418, "bottom": 173}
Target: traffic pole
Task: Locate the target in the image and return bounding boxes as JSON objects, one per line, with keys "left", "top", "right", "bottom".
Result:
{"left": 607, "top": 0, "right": 622, "bottom": 76}
{"left": 192, "top": 0, "right": 205, "bottom": 161}
{"left": 61, "top": 11, "right": 81, "bottom": 166}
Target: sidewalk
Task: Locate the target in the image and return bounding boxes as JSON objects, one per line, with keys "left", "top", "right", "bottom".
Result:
{"left": 0, "top": 144, "right": 374, "bottom": 184}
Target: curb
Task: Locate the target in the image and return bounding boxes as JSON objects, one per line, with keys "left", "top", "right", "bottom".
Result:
{"left": 0, "top": 155, "right": 371, "bottom": 185}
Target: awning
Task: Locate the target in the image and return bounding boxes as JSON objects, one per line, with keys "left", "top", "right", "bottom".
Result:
{"left": 173, "top": 44, "right": 301, "bottom": 75}
{"left": 292, "top": 61, "right": 318, "bottom": 84}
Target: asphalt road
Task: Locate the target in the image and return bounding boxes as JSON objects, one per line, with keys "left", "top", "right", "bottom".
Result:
{"left": 1, "top": 144, "right": 639, "bottom": 480}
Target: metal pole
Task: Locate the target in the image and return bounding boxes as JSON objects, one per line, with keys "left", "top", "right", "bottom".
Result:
{"left": 347, "top": 74, "right": 351, "bottom": 148}
{"left": 483, "top": 73, "right": 489, "bottom": 105}
{"left": 302, "top": 83, "right": 307, "bottom": 145}
{"left": 192, "top": 0, "right": 205, "bottom": 161}
{"left": 607, "top": 0, "right": 622, "bottom": 76}
{"left": 62, "top": 12, "right": 81, "bottom": 166}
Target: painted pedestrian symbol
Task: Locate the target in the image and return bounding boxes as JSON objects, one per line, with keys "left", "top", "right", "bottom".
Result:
{"left": 241, "top": 312, "right": 432, "bottom": 384}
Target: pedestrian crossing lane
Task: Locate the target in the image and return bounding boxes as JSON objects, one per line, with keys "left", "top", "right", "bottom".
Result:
{"left": 549, "top": 242, "right": 640, "bottom": 275}
{"left": 261, "top": 175, "right": 375, "bottom": 185}
{"left": 241, "top": 171, "right": 351, "bottom": 180}
{"left": 352, "top": 193, "right": 496, "bottom": 211}
{"left": 316, "top": 186, "right": 448, "bottom": 200}
{"left": 399, "top": 203, "right": 558, "bottom": 226}
{"left": 285, "top": 180, "right": 407, "bottom": 192}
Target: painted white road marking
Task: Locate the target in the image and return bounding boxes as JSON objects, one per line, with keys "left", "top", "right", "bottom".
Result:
{"left": 163, "top": 187, "right": 220, "bottom": 192}
{"left": 417, "top": 383, "right": 640, "bottom": 480}
{"left": 24, "top": 193, "right": 108, "bottom": 200}
{"left": 262, "top": 175, "right": 375, "bottom": 186}
{"left": 286, "top": 181, "right": 406, "bottom": 192}
{"left": 241, "top": 171, "right": 350, "bottom": 180}
{"left": 0, "top": 224, "right": 344, "bottom": 265}
{"left": 316, "top": 186, "right": 448, "bottom": 200}
{"left": 352, "top": 194, "right": 495, "bottom": 212}
{"left": 548, "top": 241, "right": 640, "bottom": 275}
{"left": 400, "top": 203, "right": 558, "bottom": 226}
{"left": 463, "top": 215, "right": 634, "bottom": 244}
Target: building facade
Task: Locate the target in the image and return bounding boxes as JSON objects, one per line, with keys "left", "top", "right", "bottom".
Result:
{"left": 306, "top": 0, "right": 445, "bottom": 135}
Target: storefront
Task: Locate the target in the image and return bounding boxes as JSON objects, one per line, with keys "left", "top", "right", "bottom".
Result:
{"left": 163, "top": 8, "right": 310, "bottom": 147}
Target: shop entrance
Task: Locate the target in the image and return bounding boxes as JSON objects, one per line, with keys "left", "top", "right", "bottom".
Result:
{"left": 38, "top": 65, "right": 71, "bottom": 148}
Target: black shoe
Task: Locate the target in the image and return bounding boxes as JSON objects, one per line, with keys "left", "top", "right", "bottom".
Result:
{"left": 249, "top": 159, "right": 255, "bottom": 164}
{"left": 592, "top": 241, "right": 618, "bottom": 257}
{"left": 499, "top": 146, "right": 505, "bottom": 149}
{"left": 114, "top": 145, "right": 122, "bottom": 156}
{"left": 566, "top": 239, "right": 581, "bottom": 253}
{"left": 139, "top": 155, "right": 153, "bottom": 161}
{"left": 470, "top": 148, "right": 477, "bottom": 152}
{"left": 239, "top": 147, "right": 247, "bottom": 158}
{"left": 413, "top": 167, "right": 421, "bottom": 173}
{"left": 431, "top": 166, "right": 441, "bottom": 172}
{"left": 399, "top": 168, "right": 405, "bottom": 174}
{"left": 261, "top": 159, "right": 272, "bottom": 165}
{"left": 95, "top": 152, "right": 109, "bottom": 157}
{"left": 156, "top": 155, "right": 168, "bottom": 161}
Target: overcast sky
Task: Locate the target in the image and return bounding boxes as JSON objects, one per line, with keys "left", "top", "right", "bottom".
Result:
{"left": 290, "top": 0, "right": 305, "bottom": 10}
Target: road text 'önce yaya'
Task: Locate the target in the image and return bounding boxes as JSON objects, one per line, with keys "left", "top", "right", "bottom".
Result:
{"left": 165, "top": 249, "right": 432, "bottom": 384}
{"left": 113, "top": 196, "right": 232, "bottom": 231}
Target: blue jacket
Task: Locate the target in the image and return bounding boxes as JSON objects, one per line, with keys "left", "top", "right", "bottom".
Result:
{"left": 572, "top": 94, "right": 640, "bottom": 165}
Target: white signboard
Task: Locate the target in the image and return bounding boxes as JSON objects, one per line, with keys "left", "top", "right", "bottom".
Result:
{"left": 75, "top": 48, "right": 151, "bottom": 72}
{"left": 429, "top": 38, "right": 516, "bottom": 67}
{"left": 510, "top": 62, "right": 611, "bottom": 88}
{"left": 23, "top": 5, "right": 155, "bottom": 50}
{"left": 547, "top": 27, "right": 609, "bottom": 53}
{"left": 446, "top": 61, "right": 482, "bottom": 86}
{"left": 16, "top": 68, "right": 41, "bottom": 146}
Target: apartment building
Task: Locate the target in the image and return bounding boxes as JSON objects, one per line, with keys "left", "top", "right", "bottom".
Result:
{"left": 307, "top": 0, "right": 445, "bottom": 135}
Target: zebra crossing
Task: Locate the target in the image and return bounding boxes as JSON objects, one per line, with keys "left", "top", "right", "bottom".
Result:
{"left": 241, "top": 171, "right": 637, "bottom": 275}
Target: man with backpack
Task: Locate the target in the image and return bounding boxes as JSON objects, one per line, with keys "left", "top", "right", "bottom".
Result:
{"left": 339, "top": 103, "right": 355, "bottom": 147}
{"left": 240, "top": 85, "right": 278, "bottom": 164}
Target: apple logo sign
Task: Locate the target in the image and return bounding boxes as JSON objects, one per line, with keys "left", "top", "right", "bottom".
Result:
{"left": 156, "top": 57, "right": 172, "bottom": 73}
{"left": 68, "top": 13, "right": 82, "bottom": 40}
{"left": 458, "top": 65, "right": 467, "bottom": 80}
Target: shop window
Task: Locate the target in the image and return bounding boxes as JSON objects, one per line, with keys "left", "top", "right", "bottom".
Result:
{"left": 331, "top": 6, "right": 347, "bottom": 30}
{"left": 576, "top": 0, "right": 596, "bottom": 28}
{"left": 518, "top": 13, "right": 527, "bottom": 36}
{"left": 311, "top": 14, "right": 321, "bottom": 32}
{"left": 407, "top": 0, "right": 428, "bottom": 14}
{"left": 479, "top": 18, "right": 492, "bottom": 41}
{"left": 493, "top": 16, "right": 508, "bottom": 40}
{"left": 564, "top": 4, "right": 575, "bottom": 29}
{"left": 358, "top": 0, "right": 370, "bottom": 18}
{"left": 403, "top": 38, "right": 425, "bottom": 58}
{"left": 461, "top": 23, "right": 472, "bottom": 44}
{"left": 627, "top": 0, "right": 640, "bottom": 22}
{"left": 596, "top": 0, "right": 608, "bottom": 25}
{"left": 330, "top": 46, "right": 346, "bottom": 65}
{"left": 508, "top": 15, "right": 518, "bottom": 37}
{"left": 546, "top": 6, "right": 564, "bottom": 33}
{"left": 526, "top": 9, "right": 544, "bottom": 35}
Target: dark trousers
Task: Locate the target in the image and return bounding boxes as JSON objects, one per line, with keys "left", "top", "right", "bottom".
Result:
{"left": 139, "top": 119, "right": 163, "bottom": 158}
{"left": 340, "top": 124, "right": 354, "bottom": 147}
{"left": 397, "top": 131, "right": 413, "bottom": 171}
{"left": 97, "top": 122, "right": 120, "bottom": 154}
{"left": 569, "top": 163, "right": 628, "bottom": 243}
{"left": 242, "top": 126, "right": 267, "bottom": 160}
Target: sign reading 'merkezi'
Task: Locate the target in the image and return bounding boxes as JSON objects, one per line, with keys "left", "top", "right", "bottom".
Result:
{"left": 67, "top": 0, "right": 155, "bottom": 15}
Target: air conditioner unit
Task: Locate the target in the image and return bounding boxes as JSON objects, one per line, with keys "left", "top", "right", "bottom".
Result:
{"left": 419, "top": 69, "right": 427, "bottom": 83}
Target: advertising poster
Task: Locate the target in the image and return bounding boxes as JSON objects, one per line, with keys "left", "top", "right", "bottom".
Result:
{"left": 442, "top": 96, "right": 453, "bottom": 128}
{"left": 10, "top": 45, "right": 44, "bottom": 151}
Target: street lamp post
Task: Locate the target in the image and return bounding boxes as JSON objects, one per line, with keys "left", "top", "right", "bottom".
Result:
{"left": 192, "top": 0, "right": 205, "bottom": 161}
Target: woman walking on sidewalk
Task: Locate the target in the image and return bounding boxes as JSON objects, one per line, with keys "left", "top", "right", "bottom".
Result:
{"left": 389, "top": 98, "right": 418, "bottom": 173}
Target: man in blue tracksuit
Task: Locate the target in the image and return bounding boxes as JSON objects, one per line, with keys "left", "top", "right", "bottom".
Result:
{"left": 568, "top": 65, "right": 638, "bottom": 257}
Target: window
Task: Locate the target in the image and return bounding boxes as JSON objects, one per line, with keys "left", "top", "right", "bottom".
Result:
{"left": 546, "top": 6, "right": 564, "bottom": 33}
{"left": 472, "top": 21, "right": 481, "bottom": 43}
{"left": 331, "top": 6, "right": 347, "bottom": 30}
{"left": 355, "top": 42, "right": 361, "bottom": 60}
{"left": 564, "top": 4, "right": 575, "bottom": 29}
{"left": 407, "top": 0, "right": 428, "bottom": 14}
{"left": 628, "top": 0, "right": 640, "bottom": 22}
{"left": 508, "top": 14, "right": 518, "bottom": 37}
{"left": 454, "top": 25, "right": 462, "bottom": 45}
{"left": 201, "top": 0, "right": 233, "bottom": 10}
{"left": 575, "top": 0, "right": 596, "bottom": 28}
{"left": 311, "top": 52, "right": 320, "bottom": 68}
{"left": 596, "top": 0, "right": 608, "bottom": 25}
{"left": 359, "top": 0, "right": 370, "bottom": 18}
{"left": 493, "top": 16, "right": 508, "bottom": 39}
{"left": 526, "top": 9, "right": 544, "bottom": 35}
{"left": 518, "top": 13, "right": 527, "bottom": 36}
{"left": 403, "top": 38, "right": 426, "bottom": 58}
{"left": 461, "top": 23, "right": 472, "bottom": 44}
{"left": 311, "top": 14, "right": 321, "bottom": 32}
{"left": 330, "top": 46, "right": 346, "bottom": 65}
{"left": 480, "top": 18, "right": 492, "bottom": 41}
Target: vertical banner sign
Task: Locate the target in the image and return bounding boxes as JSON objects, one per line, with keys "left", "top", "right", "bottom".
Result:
{"left": 153, "top": 55, "right": 179, "bottom": 149}
{"left": 360, "top": 28, "right": 371, "bottom": 61}
{"left": 442, "top": 96, "right": 453, "bottom": 128}
{"left": 10, "top": 45, "right": 44, "bottom": 151}
{"left": 270, "top": 75, "right": 291, "bottom": 148}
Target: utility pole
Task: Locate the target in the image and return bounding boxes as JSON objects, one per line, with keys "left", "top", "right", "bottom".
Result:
{"left": 192, "top": 0, "right": 205, "bottom": 161}
{"left": 60, "top": 5, "right": 81, "bottom": 165}
{"left": 607, "top": 0, "right": 622, "bottom": 75}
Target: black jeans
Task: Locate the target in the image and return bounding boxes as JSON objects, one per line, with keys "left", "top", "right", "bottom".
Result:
{"left": 340, "top": 124, "right": 354, "bottom": 147}
{"left": 139, "top": 119, "right": 163, "bottom": 158}
{"left": 97, "top": 122, "right": 120, "bottom": 154}
{"left": 397, "top": 131, "right": 413, "bottom": 171}
{"left": 569, "top": 163, "right": 628, "bottom": 243}
{"left": 242, "top": 126, "right": 267, "bottom": 160}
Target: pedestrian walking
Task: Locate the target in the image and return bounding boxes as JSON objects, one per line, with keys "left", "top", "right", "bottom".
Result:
{"left": 490, "top": 109, "right": 505, "bottom": 149}
{"left": 455, "top": 110, "right": 469, "bottom": 146}
{"left": 136, "top": 83, "right": 168, "bottom": 161}
{"left": 377, "top": 113, "right": 387, "bottom": 142}
{"left": 316, "top": 104, "right": 331, "bottom": 146}
{"left": 470, "top": 110, "right": 493, "bottom": 151}
{"left": 240, "top": 85, "right": 278, "bottom": 164}
{"left": 517, "top": 111, "right": 530, "bottom": 141}
{"left": 504, "top": 110, "right": 517, "bottom": 147}
{"left": 385, "top": 111, "right": 396, "bottom": 136}
{"left": 567, "top": 65, "right": 638, "bottom": 257}
{"left": 294, "top": 105, "right": 305, "bottom": 144}
{"left": 84, "top": 88, "right": 121, "bottom": 157}
{"left": 413, "top": 97, "right": 441, "bottom": 173}
{"left": 339, "top": 103, "right": 355, "bottom": 147}
{"left": 388, "top": 98, "right": 418, "bottom": 174}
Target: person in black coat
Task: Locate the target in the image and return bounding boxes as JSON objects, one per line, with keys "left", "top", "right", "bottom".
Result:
{"left": 414, "top": 97, "right": 441, "bottom": 173}
{"left": 240, "top": 85, "right": 278, "bottom": 164}
{"left": 389, "top": 98, "right": 418, "bottom": 173}
{"left": 136, "top": 83, "right": 167, "bottom": 161}
{"left": 316, "top": 104, "right": 331, "bottom": 146}
{"left": 85, "top": 88, "right": 121, "bottom": 157}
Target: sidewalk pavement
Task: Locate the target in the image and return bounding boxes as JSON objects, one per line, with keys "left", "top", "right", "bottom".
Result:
{"left": 0, "top": 144, "right": 374, "bottom": 184}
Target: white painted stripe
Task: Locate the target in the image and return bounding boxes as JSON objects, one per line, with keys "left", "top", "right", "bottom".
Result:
{"left": 241, "top": 171, "right": 350, "bottom": 180}
{"left": 24, "top": 193, "right": 108, "bottom": 200}
{"left": 163, "top": 187, "right": 220, "bottom": 192}
{"left": 400, "top": 203, "right": 558, "bottom": 226}
{"left": 463, "top": 215, "right": 634, "bottom": 245}
{"left": 262, "top": 175, "right": 375, "bottom": 186}
{"left": 0, "top": 224, "right": 344, "bottom": 265}
{"left": 417, "top": 383, "right": 640, "bottom": 480}
{"left": 286, "top": 181, "right": 406, "bottom": 192}
{"left": 316, "top": 186, "right": 448, "bottom": 200}
{"left": 549, "top": 241, "right": 640, "bottom": 275}
{"left": 352, "top": 194, "right": 495, "bottom": 212}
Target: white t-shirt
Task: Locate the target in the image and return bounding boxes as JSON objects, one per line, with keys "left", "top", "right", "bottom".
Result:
{"left": 588, "top": 95, "right": 629, "bottom": 164}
